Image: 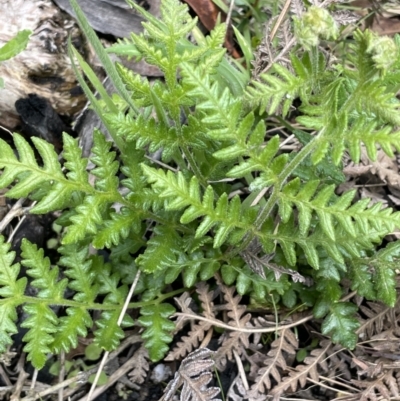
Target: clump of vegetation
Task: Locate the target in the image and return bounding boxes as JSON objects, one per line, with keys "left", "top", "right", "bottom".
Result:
{"left": 0, "top": 0, "right": 399, "bottom": 385}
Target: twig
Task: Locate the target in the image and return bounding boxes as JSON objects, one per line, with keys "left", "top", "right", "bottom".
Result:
{"left": 233, "top": 350, "right": 249, "bottom": 390}
{"left": 200, "top": 328, "right": 213, "bottom": 349}
{"left": 85, "top": 269, "right": 141, "bottom": 401}
{"left": 270, "top": 0, "right": 292, "bottom": 41}
{"left": 30, "top": 369, "right": 38, "bottom": 391}
{"left": 145, "top": 154, "right": 178, "bottom": 172}
{"left": 226, "top": 0, "right": 235, "bottom": 28}
{"left": 62, "top": 335, "right": 142, "bottom": 400}
{"left": 318, "top": 375, "right": 358, "bottom": 393}
{"left": 0, "top": 198, "right": 25, "bottom": 235}
{"left": 10, "top": 368, "right": 29, "bottom": 401}
{"left": 251, "top": 187, "right": 269, "bottom": 207}
{"left": 261, "top": 37, "right": 296, "bottom": 74}
{"left": 58, "top": 351, "right": 66, "bottom": 401}
{"left": 0, "top": 124, "right": 13, "bottom": 137}
{"left": 78, "top": 352, "right": 143, "bottom": 401}
{"left": 0, "top": 363, "right": 12, "bottom": 386}
{"left": 20, "top": 370, "right": 95, "bottom": 401}
{"left": 21, "top": 336, "right": 144, "bottom": 401}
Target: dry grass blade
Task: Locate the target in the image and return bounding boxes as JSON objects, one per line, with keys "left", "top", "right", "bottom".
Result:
{"left": 160, "top": 348, "right": 221, "bottom": 401}
{"left": 269, "top": 0, "right": 292, "bottom": 41}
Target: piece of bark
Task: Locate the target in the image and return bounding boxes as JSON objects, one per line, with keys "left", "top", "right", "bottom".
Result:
{"left": 53, "top": 0, "right": 145, "bottom": 38}
{"left": 183, "top": 0, "right": 241, "bottom": 58}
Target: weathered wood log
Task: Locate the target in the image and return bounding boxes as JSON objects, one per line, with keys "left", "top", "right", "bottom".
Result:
{"left": 0, "top": 0, "right": 93, "bottom": 130}
{"left": 0, "top": 0, "right": 162, "bottom": 132}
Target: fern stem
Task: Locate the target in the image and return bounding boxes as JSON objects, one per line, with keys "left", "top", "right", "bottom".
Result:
{"left": 181, "top": 144, "right": 208, "bottom": 188}
{"left": 255, "top": 135, "right": 317, "bottom": 229}
{"left": 225, "top": 136, "right": 318, "bottom": 258}
{"left": 1, "top": 289, "right": 186, "bottom": 312}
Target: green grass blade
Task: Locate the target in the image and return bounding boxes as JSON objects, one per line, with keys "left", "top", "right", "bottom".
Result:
{"left": 70, "top": 46, "right": 118, "bottom": 114}
{"left": 69, "top": 0, "right": 139, "bottom": 115}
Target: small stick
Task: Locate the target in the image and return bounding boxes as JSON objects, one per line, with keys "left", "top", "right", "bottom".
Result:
{"left": 269, "top": 0, "right": 292, "bottom": 41}
{"left": 85, "top": 269, "right": 141, "bottom": 401}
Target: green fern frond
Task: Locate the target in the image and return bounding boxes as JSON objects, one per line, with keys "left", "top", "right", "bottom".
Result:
{"left": 51, "top": 307, "right": 93, "bottom": 354}
{"left": 62, "top": 195, "right": 108, "bottom": 244}
{"left": 350, "top": 242, "right": 400, "bottom": 307}
{"left": 62, "top": 132, "right": 125, "bottom": 244}
{"left": 278, "top": 178, "right": 400, "bottom": 240}
{"left": 357, "top": 83, "right": 400, "bottom": 127}
{"left": 19, "top": 240, "right": 69, "bottom": 367}
{"left": 128, "top": 0, "right": 198, "bottom": 88}
{"left": 138, "top": 303, "right": 176, "bottom": 361}
{"left": 136, "top": 226, "right": 183, "bottom": 273}
{"left": 115, "top": 63, "right": 153, "bottom": 106}
{"left": 106, "top": 112, "right": 180, "bottom": 158}
{"left": 164, "top": 251, "right": 220, "bottom": 287}
{"left": 181, "top": 63, "right": 242, "bottom": 140}
{"left": 142, "top": 166, "right": 251, "bottom": 247}
{"left": 259, "top": 215, "right": 382, "bottom": 269}
{"left": 212, "top": 123, "right": 288, "bottom": 190}
{"left": 91, "top": 256, "right": 127, "bottom": 304}
{"left": 22, "top": 303, "right": 59, "bottom": 369}
{"left": 321, "top": 302, "right": 359, "bottom": 349}
{"left": 62, "top": 132, "right": 89, "bottom": 185}
{"left": 0, "top": 135, "right": 73, "bottom": 212}
{"left": 59, "top": 244, "right": 98, "bottom": 302}
{"left": 91, "top": 256, "right": 134, "bottom": 350}
{"left": 221, "top": 263, "right": 290, "bottom": 300}
{"left": 91, "top": 130, "right": 120, "bottom": 192}
{"left": 246, "top": 50, "right": 329, "bottom": 116}
{"left": 93, "top": 207, "right": 142, "bottom": 249}
{"left": 43, "top": 243, "right": 95, "bottom": 355}
{"left": 0, "top": 238, "right": 26, "bottom": 352}
{"left": 21, "top": 240, "right": 67, "bottom": 300}
{"left": 94, "top": 310, "right": 129, "bottom": 351}
{"left": 247, "top": 64, "right": 304, "bottom": 115}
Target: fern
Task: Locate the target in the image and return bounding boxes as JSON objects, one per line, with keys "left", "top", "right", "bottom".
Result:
{"left": 0, "top": 238, "right": 26, "bottom": 353}
{"left": 270, "top": 340, "right": 332, "bottom": 399}
{"left": 138, "top": 303, "right": 176, "bottom": 361}
{"left": 128, "top": 345, "right": 150, "bottom": 384}
{"left": 166, "top": 283, "right": 215, "bottom": 360}
{"left": 161, "top": 348, "right": 221, "bottom": 401}
{"left": 0, "top": 0, "right": 399, "bottom": 373}
{"left": 249, "top": 328, "right": 298, "bottom": 397}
